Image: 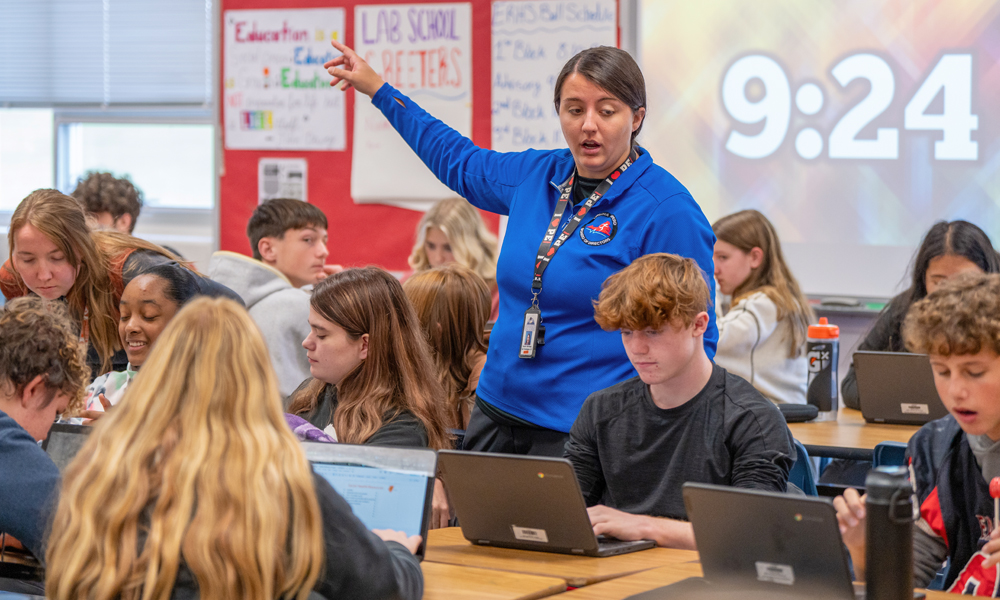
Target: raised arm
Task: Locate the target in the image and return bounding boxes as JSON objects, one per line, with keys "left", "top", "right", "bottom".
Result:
{"left": 324, "top": 40, "right": 547, "bottom": 215}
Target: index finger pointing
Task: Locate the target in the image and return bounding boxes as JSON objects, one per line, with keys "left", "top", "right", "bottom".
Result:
{"left": 330, "top": 39, "right": 354, "bottom": 56}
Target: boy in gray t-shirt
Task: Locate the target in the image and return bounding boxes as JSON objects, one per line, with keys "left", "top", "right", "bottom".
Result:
{"left": 565, "top": 253, "right": 794, "bottom": 549}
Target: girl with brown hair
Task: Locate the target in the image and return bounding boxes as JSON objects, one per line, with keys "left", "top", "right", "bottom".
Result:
{"left": 46, "top": 297, "right": 422, "bottom": 600}
{"left": 712, "top": 209, "right": 815, "bottom": 404}
{"left": 403, "top": 264, "right": 490, "bottom": 430}
{"left": 288, "top": 267, "right": 451, "bottom": 450}
{"left": 0, "top": 189, "right": 239, "bottom": 375}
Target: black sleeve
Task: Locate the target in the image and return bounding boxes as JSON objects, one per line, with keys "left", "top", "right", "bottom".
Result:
{"left": 842, "top": 295, "right": 909, "bottom": 410}
{"left": 726, "top": 395, "right": 794, "bottom": 493}
{"left": 365, "top": 412, "right": 429, "bottom": 448}
{"left": 311, "top": 472, "right": 423, "bottom": 600}
{"left": 841, "top": 366, "right": 860, "bottom": 410}
{"left": 564, "top": 396, "right": 606, "bottom": 506}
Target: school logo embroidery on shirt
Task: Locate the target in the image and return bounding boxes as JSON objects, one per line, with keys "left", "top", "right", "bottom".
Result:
{"left": 580, "top": 213, "right": 618, "bottom": 246}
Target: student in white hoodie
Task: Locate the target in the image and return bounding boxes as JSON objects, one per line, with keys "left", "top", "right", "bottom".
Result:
{"left": 209, "top": 199, "right": 341, "bottom": 401}
{"left": 711, "top": 210, "right": 815, "bottom": 405}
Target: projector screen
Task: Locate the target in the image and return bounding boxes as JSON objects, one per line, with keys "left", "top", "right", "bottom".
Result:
{"left": 638, "top": 0, "right": 1000, "bottom": 298}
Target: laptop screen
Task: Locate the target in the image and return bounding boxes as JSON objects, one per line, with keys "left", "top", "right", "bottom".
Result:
{"left": 311, "top": 462, "right": 428, "bottom": 535}
{"left": 42, "top": 423, "right": 91, "bottom": 473}
{"left": 302, "top": 443, "right": 436, "bottom": 545}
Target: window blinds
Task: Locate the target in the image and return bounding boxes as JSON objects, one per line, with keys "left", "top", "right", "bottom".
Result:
{"left": 0, "top": 0, "right": 214, "bottom": 106}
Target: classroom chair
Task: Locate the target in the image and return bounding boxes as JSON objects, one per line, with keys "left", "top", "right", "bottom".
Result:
{"left": 872, "top": 441, "right": 907, "bottom": 468}
{"left": 789, "top": 439, "right": 818, "bottom": 496}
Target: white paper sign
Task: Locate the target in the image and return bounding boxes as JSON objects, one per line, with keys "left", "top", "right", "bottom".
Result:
{"left": 224, "top": 9, "right": 346, "bottom": 150}
{"left": 491, "top": 1, "right": 617, "bottom": 152}
{"left": 258, "top": 158, "right": 307, "bottom": 203}
{"left": 351, "top": 3, "right": 472, "bottom": 211}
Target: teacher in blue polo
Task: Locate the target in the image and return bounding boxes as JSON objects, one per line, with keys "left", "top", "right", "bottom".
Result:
{"left": 327, "top": 40, "right": 717, "bottom": 456}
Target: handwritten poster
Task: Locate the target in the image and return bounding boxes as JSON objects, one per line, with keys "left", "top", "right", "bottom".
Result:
{"left": 351, "top": 3, "right": 472, "bottom": 211}
{"left": 491, "top": 1, "right": 617, "bottom": 152}
{"left": 224, "top": 9, "right": 346, "bottom": 151}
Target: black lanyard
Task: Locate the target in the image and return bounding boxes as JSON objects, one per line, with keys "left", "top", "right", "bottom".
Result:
{"left": 530, "top": 148, "right": 638, "bottom": 304}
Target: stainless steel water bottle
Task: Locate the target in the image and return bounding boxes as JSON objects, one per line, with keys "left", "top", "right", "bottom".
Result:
{"left": 865, "top": 466, "right": 915, "bottom": 600}
{"left": 806, "top": 317, "right": 839, "bottom": 421}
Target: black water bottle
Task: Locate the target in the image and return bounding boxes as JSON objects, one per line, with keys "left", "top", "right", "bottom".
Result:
{"left": 865, "top": 466, "right": 915, "bottom": 600}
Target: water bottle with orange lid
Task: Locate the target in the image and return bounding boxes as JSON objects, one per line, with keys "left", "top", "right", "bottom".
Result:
{"left": 806, "top": 317, "right": 839, "bottom": 422}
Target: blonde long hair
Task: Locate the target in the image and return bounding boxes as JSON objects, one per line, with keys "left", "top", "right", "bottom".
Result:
{"left": 403, "top": 265, "right": 490, "bottom": 430}
{"left": 408, "top": 197, "right": 498, "bottom": 284}
{"left": 288, "top": 267, "right": 452, "bottom": 449}
{"left": 46, "top": 298, "right": 324, "bottom": 600}
{"left": 7, "top": 190, "right": 183, "bottom": 373}
{"left": 713, "top": 210, "right": 814, "bottom": 358}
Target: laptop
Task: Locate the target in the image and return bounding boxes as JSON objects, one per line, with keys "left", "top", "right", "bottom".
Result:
{"left": 302, "top": 442, "right": 436, "bottom": 560}
{"left": 437, "top": 450, "right": 655, "bottom": 557}
{"left": 672, "top": 483, "right": 872, "bottom": 600}
{"left": 41, "top": 423, "right": 91, "bottom": 473}
{"left": 854, "top": 351, "right": 948, "bottom": 425}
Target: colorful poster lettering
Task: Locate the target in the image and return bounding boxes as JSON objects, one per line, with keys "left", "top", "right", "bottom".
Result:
{"left": 351, "top": 3, "right": 472, "bottom": 210}
{"left": 224, "top": 9, "right": 346, "bottom": 150}
{"left": 491, "top": 1, "right": 617, "bottom": 152}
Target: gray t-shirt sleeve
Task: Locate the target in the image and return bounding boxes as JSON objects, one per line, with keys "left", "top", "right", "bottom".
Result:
{"left": 912, "top": 520, "right": 948, "bottom": 589}
{"left": 565, "top": 396, "right": 606, "bottom": 506}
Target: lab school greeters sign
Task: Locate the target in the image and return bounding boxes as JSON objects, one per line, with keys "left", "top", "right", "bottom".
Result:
{"left": 224, "top": 9, "right": 346, "bottom": 150}
{"left": 351, "top": 3, "right": 472, "bottom": 210}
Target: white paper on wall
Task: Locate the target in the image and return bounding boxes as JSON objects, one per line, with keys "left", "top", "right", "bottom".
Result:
{"left": 224, "top": 9, "right": 346, "bottom": 151}
{"left": 258, "top": 158, "right": 308, "bottom": 203}
{"left": 351, "top": 3, "right": 472, "bottom": 211}
{"left": 491, "top": 1, "right": 617, "bottom": 152}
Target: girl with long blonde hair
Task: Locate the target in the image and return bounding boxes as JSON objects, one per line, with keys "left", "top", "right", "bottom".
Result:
{"left": 712, "top": 209, "right": 815, "bottom": 405}
{"left": 288, "top": 267, "right": 452, "bottom": 450}
{"left": 46, "top": 297, "right": 423, "bottom": 600}
{"left": 403, "top": 264, "right": 490, "bottom": 430}
{"left": 408, "top": 197, "right": 500, "bottom": 320}
{"left": 0, "top": 189, "right": 204, "bottom": 374}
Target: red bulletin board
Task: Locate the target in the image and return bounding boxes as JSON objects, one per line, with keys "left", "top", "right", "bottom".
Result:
{"left": 219, "top": 0, "right": 497, "bottom": 270}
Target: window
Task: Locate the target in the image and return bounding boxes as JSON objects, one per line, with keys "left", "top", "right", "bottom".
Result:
{"left": 0, "top": 108, "right": 54, "bottom": 211}
{"left": 60, "top": 122, "right": 215, "bottom": 209}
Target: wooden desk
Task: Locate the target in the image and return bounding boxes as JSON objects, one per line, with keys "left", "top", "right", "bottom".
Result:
{"left": 552, "top": 560, "right": 702, "bottom": 599}
{"left": 425, "top": 527, "right": 695, "bottom": 588}
{"left": 552, "top": 561, "right": 952, "bottom": 599}
{"left": 422, "top": 562, "right": 566, "bottom": 600}
{"left": 787, "top": 407, "right": 920, "bottom": 460}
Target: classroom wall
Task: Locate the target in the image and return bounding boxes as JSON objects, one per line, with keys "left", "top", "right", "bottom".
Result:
{"left": 219, "top": 0, "right": 499, "bottom": 271}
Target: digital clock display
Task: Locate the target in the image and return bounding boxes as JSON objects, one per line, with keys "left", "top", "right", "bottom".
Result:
{"left": 639, "top": 0, "right": 1000, "bottom": 297}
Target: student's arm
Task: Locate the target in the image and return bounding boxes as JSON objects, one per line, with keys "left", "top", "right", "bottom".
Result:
{"left": 914, "top": 523, "right": 948, "bottom": 587}
{"left": 312, "top": 473, "right": 423, "bottom": 600}
{"left": 833, "top": 488, "right": 867, "bottom": 580}
{"left": 841, "top": 366, "right": 861, "bottom": 410}
{"left": 726, "top": 399, "right": 794, "bottom": 492}
{"left": 0, "top": 426, "right": 61, "bottom": 561}
{"left": 843, "top": 300, "right": 906, "bottom": 410}
{"left": 586, "top": 505, "right": 696, "bottom": 550}
{"left": 715, "top": 293, "right": 780, "bottom": 359}
{"left": 563, "top": 397, "right": 606, "bottom": 506}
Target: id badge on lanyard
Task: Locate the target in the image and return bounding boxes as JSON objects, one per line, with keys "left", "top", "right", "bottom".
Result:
{"left": 519, "top": 149, "right": 637, "bottom": 359}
